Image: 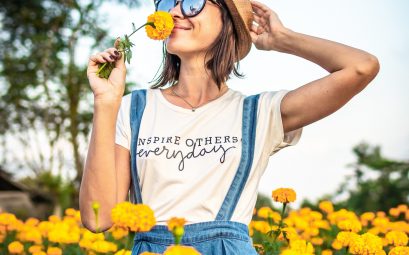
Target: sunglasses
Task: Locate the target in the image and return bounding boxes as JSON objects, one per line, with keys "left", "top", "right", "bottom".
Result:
{"left": 155, "top": 0, "right": 222, "bottom": 18}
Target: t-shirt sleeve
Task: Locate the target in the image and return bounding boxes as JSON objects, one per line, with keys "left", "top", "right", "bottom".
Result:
{"left": 257, "top": 90, "right": 303, "bottom": 156}
{"left": 115, "top": 94, "right": 132, "bottom": 150}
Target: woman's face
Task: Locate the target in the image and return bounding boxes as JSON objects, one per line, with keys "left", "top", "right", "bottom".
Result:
{"left": 165, "top": 0, "right": 223, "bottom": 59}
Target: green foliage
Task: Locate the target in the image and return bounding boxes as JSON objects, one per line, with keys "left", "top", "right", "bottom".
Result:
{"left": 0, "top": 0, "right": 140, "bottom": 211}
{"left": 331, "top": 142, "right": 409, "bottom": 213}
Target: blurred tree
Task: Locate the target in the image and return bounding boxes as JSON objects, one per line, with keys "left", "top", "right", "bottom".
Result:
{"left": 0, "top": 0, "right": 141, "bottom": 211}
{"left": 330, "top": 142, "right": 409, "bottom": 214}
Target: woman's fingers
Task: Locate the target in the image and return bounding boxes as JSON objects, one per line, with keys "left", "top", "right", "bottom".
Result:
{"left": 251, "top": 0, "right": 270, "bottom": 12}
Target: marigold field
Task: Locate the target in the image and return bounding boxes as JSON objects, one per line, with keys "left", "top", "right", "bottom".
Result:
{"left": 0, "top": 189, "right": 408, "bottom": 255}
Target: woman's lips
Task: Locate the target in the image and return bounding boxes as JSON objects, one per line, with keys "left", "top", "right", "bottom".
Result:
{"left": 173, "top": 25, "right": 191, "bottom": 31}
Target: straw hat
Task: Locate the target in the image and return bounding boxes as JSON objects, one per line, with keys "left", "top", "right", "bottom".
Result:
{"left": 223, "top": 0, "right": 254, "bottom": 61}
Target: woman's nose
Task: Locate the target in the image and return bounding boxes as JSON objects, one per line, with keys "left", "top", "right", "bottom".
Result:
{"left": 169, "top": 0, "right": 183, "bottom": 17}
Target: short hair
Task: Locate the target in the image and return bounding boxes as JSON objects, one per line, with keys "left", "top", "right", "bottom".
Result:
{"left": 150, "top": 1, "right": 244, "bottom": 90}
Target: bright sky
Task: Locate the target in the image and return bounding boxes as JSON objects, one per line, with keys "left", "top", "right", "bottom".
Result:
{"left": 94, "top": 0, "right": 409, "bottom": 208}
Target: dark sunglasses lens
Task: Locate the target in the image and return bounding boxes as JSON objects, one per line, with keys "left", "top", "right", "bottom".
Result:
{"left": 157, "top": 0, "right": 175, "bottom": 12}
{"left": 181, "top": 0, "right": 206, "bottom": 16}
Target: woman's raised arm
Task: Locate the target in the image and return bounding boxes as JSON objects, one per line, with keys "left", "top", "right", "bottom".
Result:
{"left": 250, "top": 1, "right": 380, "bottom": 133}
{"left": 79, "top": 40, "right": 131, "bottom": 232}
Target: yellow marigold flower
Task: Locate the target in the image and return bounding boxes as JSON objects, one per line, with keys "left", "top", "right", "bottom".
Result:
{"left": 111, "top": 202, "right": 156, "bottom": 232}
{"left": 281, "top": 250, "right": 298, "bottom": 255}
{"left": 115, "top": 250, "right": 133, "bottom": 255}
{"left": 338, "top": 219, "right": 362, "bottom": 232}
{"left": 47, "top": 247, "right": 62, "bottom": 255}
{"left": 91, "top": 240, "right": 118, "bottom": 253}
{"left": 336, "top": 231, "right": 360, "bottom": 247}
{"left": 167, "top": 217, "right": 186, "bottom": 232}
{"left": 65, "top": 208, "right": 77, "bottom": 217}
{"left": 312, "top": 219, "right": 331, "bottom": 230}
{"left": 17, "top": 225, "right": 42, "bottom": 244}
{"left": 29, "top": 245, "right": 43, "bottom": 253}
{"left": 288, "top": 239, "right": 314, "bottom": 254}
{"left": 48, "top": 215, "right": 60, "bottom": 223}
{"left": 0, "top": 213, "right": 17, "bottom": 226}
{"left": 390, "top": 208, "right": 401, "bottom": 217}
{"left": 332, "top": 239, "right": 343, "bottom": 250}
{"left": 251, "top": 220, "right": 274, "bottom": 234}
{"left": 38, "top": 221, "right": 53, "bottom": 237}
{"left": 257, "top": 206, "right": 274, "bottom": 219}
{"left": 281, "top": 227, "right": 299, "bottom": 241}
{"left": 349, "top": 233, "right": 383, "bottom": 255}
{"left": 386, "top": 231, "right": 408, "bottom": 246}
{"left": 145, "top": 11, "right": 174, "bottom": 40}
{"left": 48, "top": 221, "right": 81, "bottom": 244}
{"left": 8, "top": 241, "right": 24, "bottom": 254}
{"left": 361, "top": 212, "right": 376, "bottom": 221}
{"left": 25, "top": 217, "right": 40, "bottom": 226}
{"left": 272, "top": 188, "right": 296, "bottom": 203}
{"left": 389, "top": 246, "right": 409, "bottom": 255}
{"left": 319, "top": 200, "right": 334, "bottom": 214}
{"left": 322, "top": 250, "right": 333, "bottom": 255}
{"left": 163, "top": 245, "right": 201, "bottom": 255}
{"left": 110, "top": 225, "right": 129, "bottom": 240}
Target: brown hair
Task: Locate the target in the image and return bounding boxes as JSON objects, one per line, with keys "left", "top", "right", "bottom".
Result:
{"left": 149, "top": 1, "right": 245, "bottom": 90}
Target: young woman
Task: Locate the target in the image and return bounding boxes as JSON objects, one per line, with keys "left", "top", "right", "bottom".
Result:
{"left": 80, "top": 0, "right": 379, "bottom": 253}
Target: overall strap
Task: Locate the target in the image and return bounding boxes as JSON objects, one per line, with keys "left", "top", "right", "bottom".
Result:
{"left": 130, "top": 89, "right": 147, "bottom": 204}
{"left": 216, "top": 94, "right": 260, "bottom": 221}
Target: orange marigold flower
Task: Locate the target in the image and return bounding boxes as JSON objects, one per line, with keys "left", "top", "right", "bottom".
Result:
{"left": 29, "top": 245, "right": 43, "bottom": 253}
{"left": 47, "top": 247, "right": 62, "bottom": 255}
{"left": 319, "top": 200, "right": 334, "bottom": 214}
{"left": 396, "top": 204, "right": 408, "bottom": 213}
{"left": 272, "top": 188, "right": 296, "bottom": 203}
{"left": 389, "top": 208, "right": 401, "bottom": 217}
{"left": 167, "top": 217, "right": 187, "bottom": 232}
{"left": 8, "top": 241, "right": 24, "bottom": 254}
{"left": 145, "top": 11, "right": 174, "bottom": 40}
{"left": 331, "top": 239, "right": 343, "bottom": 250}
{"left": 163, "top": 245, "right": 201, "bottom": 255}
{"left": 65, "top": 208, "right": 77, "bottom": 217}
{"left": 322, "top": 250, "right": 333, "bottom": 255}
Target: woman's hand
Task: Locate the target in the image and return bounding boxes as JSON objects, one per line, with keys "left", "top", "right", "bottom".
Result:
{"left": 87, "top": 38, "right": 126, "bottom": 104}
{"left": 250, "top": 0, "right": 289, "bottom": 52}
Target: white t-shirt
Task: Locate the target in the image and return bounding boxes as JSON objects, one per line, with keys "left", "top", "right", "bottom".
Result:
{"left": 115, "top": 87, "right": 302, "bottom": 225}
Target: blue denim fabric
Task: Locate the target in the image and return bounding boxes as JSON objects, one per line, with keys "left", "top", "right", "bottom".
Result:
{"left": 129, "top": 89, "right": 260, "bottom": 254}
{"left": 132, "top": 221, "right": 258, "bottom": 255}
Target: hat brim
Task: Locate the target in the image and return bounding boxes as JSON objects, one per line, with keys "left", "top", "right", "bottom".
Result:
{"left": 224, "top": 0, "right": 253, "bottom": 61}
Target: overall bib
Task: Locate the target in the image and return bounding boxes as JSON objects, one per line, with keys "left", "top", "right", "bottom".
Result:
{"left": 129, "top": 89, "right": 260, "bottom": 255}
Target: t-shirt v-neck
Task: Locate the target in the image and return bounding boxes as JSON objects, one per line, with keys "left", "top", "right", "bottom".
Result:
{"left": 155, "top": 87, "right": 234, "bottom": 114}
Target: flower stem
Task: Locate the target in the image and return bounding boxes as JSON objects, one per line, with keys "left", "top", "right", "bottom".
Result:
{"left": 128, "top": 22, "right": 155, "bottom": 38}
{"left": 96, "top": 62, "right": 107, "bottom": 76}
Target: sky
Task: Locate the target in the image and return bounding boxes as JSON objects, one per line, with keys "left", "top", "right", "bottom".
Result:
{"left": 88, "top": 0, "right": 409, "bottom": 208}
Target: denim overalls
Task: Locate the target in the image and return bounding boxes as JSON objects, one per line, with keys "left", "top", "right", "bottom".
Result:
{"left": 129, "top": 89, "right": 260, "bottom": 255}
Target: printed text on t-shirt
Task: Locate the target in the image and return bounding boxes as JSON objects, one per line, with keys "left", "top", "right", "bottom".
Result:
{"left": 137, "top": 136, "right": 241, "bottom": 171}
